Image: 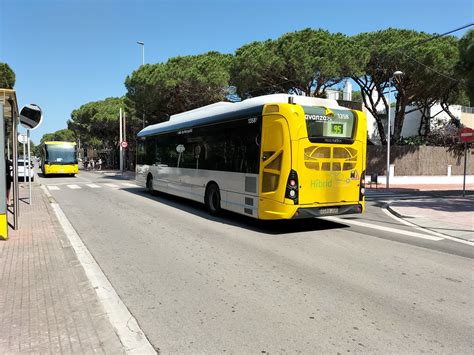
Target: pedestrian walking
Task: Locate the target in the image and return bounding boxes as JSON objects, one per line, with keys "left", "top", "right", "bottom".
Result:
{"left": 90, "top": 159, "right": 95, "bottom": 170}
{"left": 97, "top": 158, "right": 102, "bottom": 171}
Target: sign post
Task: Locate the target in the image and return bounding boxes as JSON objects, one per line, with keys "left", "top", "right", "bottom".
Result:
{"left": 19, "top": 104, "right": 43, "bottom": 205}
{"left": 460, "top": 127, "right": 474, "bottom": 198}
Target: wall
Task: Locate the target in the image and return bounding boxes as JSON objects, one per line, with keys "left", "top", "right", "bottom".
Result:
{"left": 367, "top": 145, "right": 473, "bottom": 176}
{"left": 460, "top": 109, "right": 474, "bottom": 128}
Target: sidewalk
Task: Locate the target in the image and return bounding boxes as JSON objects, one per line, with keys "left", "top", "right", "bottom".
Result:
{"left": 388, "top": 196, "right": 474, "bottom": 242}
{"left": 0, "top": 183, "right": 125, "bottom": 353}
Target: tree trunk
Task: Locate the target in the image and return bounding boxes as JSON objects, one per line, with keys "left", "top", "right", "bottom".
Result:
{"left": 393, "top": 99, "right": 407, "bottom": 142}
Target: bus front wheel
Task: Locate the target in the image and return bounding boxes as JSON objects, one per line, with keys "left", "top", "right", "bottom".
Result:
{"left": 205, "top": 183, "right": 221, "bottom": 215}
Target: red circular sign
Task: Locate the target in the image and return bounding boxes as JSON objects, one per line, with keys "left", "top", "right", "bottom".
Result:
{"left": 121, "top": 141, "right": 128, "bottom": 148}
{"left": 460, "top": 128, "right": 474, "bottom": 143}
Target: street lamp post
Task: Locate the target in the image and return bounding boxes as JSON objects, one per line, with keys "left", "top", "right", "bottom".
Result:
{"left": 137, "top": 41, "right": 145, "bottom": 127}
{"left": 386, "top": 70, "right": 403, "bottom": 189}
{"left": 137, "top": 41, "right": 145, "bottom": 66}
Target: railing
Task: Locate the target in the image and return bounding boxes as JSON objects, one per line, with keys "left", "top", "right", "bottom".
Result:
{"left": 461, "top": 106, "right": 474, "bottom": 114}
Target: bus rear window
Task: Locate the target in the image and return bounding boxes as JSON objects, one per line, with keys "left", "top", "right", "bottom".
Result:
{"left": 303, "top": 106, "right": 356, "bottom": 143}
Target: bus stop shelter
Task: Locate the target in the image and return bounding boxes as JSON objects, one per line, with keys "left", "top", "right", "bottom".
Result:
{"left": 0, "top": 88, "right": 20, "bottom": 239}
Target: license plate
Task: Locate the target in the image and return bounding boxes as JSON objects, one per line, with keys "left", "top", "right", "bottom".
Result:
{"left": 319, "top": 208, "right": 338, "bottom": 215}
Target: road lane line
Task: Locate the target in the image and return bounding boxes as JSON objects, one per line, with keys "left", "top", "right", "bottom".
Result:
{"left": 41, "top": 185, "right": 156, "bottom": 354}
{"left": 323, "top": 216, "right": 444, "bottom": 241}
{"left": 86, "top": 183, "right": 101, "bottom": 188}
{"left": 67, "top": 184, "right": 81, "bottom": 189}
{"left": 47, "top": 186, "right": 60, "bottom": 191}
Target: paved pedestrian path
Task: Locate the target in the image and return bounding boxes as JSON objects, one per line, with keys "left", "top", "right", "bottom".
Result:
{"left": 388, "top": 196, "right": 474, "bottom": 242}
{"left": 0, "top": 184, "right": 125, "bottom": 353}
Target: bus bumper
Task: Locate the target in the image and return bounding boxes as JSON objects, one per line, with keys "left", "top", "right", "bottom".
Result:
{"left": 44, "top": 165, "right": 78, "bottom": 175}
{"left": 293, "top": 204, "right": 363, "bottom": 219}
{"left": 258, "top": 199, "right": 364, "bottom": 220}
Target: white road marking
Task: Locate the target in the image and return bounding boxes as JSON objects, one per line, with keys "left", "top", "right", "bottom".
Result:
{"left": 41, "top": 185, "right": 156, "bottom": 354}
{"left": 86, "top": 183, "right": 101, "bottom": 188}
{"left": 382, "top": 207, "right": 474, "bottom": 246}
{"left": 104, "top": 183, "right": 120, "bottom": 189}
{"left": 323, "top": 216, "right": 443, "bottom": 241}
{"left": 67, "top": 184, "right": 81, "bottom": 189}
{"left": 47, "top": 186, "right": 60, "bottom": 191}
{"left": 121, "top": 182, "right": 139, "bottom": 187}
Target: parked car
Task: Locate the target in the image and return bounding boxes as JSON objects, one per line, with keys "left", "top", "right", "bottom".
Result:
{"left": 17, "top": 159, "right": 35, "bottom": 181}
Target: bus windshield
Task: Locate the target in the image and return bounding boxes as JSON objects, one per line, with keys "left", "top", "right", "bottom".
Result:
{"left": 46, "top": 145, "right": 77, "bottom": 164}
{"left": 303, "top": 106, "right": 356, "bottom": 142}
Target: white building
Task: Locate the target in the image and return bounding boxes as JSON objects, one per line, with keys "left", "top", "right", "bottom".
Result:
{"left": 362, "top": 91, "right": 472, "bottom": 144}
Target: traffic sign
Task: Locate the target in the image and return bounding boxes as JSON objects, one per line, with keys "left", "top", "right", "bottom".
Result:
{"left": 18, "top": 133, "right": 28, "bottom": 144}
{"left": 120, "top": 141, "right": 128, "bottom": 148}
{"left": 460, "top": 127, "right": 474, "bottom": 143}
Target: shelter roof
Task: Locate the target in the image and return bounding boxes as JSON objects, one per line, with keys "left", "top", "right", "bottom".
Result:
{"left": 0, "top": 89, "right": 18, "bottom": 123}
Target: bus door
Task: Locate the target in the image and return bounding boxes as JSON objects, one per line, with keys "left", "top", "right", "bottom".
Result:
{"left": 259, "top": 114, "right": 291, "bottom": 203}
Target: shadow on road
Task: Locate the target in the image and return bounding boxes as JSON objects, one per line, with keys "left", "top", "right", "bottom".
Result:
{"left": 121, "top": 187, "right": 349, "bottom": 235}
{"left": 37, "top": 173, "right": 77, "bottom": 179}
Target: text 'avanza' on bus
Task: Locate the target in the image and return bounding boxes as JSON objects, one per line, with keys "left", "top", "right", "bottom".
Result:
{"left": 136, "top": 94, "right": 367, "bottom": 220}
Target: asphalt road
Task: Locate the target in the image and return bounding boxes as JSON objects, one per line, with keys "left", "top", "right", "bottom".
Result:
{"left": 39, "top": 171, "right": 473, "bottom": 353}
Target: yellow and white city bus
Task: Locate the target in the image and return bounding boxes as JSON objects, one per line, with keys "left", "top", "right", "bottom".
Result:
{"left": 41, "top": 141, "right": 78, "bottom": 176}
{"left": 136, "top": 94, "right": 366, "bottom": 220}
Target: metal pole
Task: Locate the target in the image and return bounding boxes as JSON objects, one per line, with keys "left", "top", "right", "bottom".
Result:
{"left": 462, "top": 142, "right": 467, "bottom": 197}
{"left": 27, "top": 130, "right": 32, "bottom": 204}
{"left": 10, "top": 99, "right": 19, "bottom": 228}
{"left": 119, "top": 108, "right": 123, "bottom": 174}
{"left": 137, "top": 41, "right": 145, "bottom": 66}
{"left": 0, "top": 103, "right": 8, "bottom": 239}
{"left": 23, "top": 137, "right": 26, "bottom": 192}
{"left": 123, "top": 111, "right": 126, "bottom": 142}
{"left": 386, "top": 81, "right": 391, "bottom": 189}
{"left": 123, "top": 111, "right": 126, "bottom": 171}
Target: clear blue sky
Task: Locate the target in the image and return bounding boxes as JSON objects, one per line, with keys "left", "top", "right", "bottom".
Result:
{"left": 1, "top": 0, "right": 473, "bottom": 143}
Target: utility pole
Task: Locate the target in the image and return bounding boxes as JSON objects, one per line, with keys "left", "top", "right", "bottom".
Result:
{"left": 119, "top": 108, "right": 123, "bottom": 174}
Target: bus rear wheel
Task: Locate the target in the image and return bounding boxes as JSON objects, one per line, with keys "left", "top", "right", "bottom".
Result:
{"left": 205, "top": 183, "right": 221, "bottom": 215}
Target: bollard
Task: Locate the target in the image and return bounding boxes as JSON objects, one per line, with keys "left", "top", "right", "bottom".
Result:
{"left": 447, "top": 165, "right": 452, "bottom": 177}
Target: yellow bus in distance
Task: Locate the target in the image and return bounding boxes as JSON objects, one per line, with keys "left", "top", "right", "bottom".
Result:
{"left": 136, "top": 94, "right": 366, "bottom": 220}
{"left": 41, "top": 141, "right": 78, "bottom": 176}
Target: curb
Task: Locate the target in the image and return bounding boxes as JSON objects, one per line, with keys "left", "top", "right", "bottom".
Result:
{"left": 40, "top": 183, "right": 157, "bottom": 354}
{"left": 385, "top": 202, "right": 413, "bottom": 219}
{"left": 384, "top": 201, "right": 474, "bottom": 245}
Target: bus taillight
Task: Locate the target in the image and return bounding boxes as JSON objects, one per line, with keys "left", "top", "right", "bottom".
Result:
{"left": 360, "top": 170, "right": 366, "bottom": 199}
{"left": 285, "top": 170, "right": 299, "bottom": 204}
